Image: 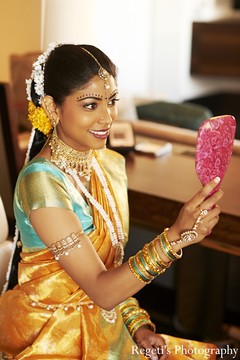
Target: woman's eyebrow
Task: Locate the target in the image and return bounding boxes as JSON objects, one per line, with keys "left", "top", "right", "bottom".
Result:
{"left": 109, "top": 90, "right": 119, "bottom": 99}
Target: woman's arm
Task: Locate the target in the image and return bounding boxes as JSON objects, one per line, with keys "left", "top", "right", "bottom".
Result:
{"left": 29, "top": 177, "right": 223, "bottom": 310}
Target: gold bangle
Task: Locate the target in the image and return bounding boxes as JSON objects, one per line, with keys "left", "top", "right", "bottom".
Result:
{"left": 150, "top": 237, "right": 172, "bottom": 267}
{"left": 134, "top": 252, "right": 155, "bottom": 282}
{"left": 162, "top": 229, "right": 183, "bottom": 260}
{"left": 142, "top": 243, "right": 168, "bottom": 275}
{"left": 120, "top": 306, "right": 136, "bottom": 318}
{"left": 121, "top": 308, "right": 142, "bottom": 323}
{"left": 128, "top": 256, "right": 152, "bottom": 284}
{"left": 118, "top": 298, "right": 156, "bottom": 337}
{"left": 119, "top": 297, "right": 140, "bottom": 314}
{"left": 128, "top": 232, "right": 176, "bottom": 285}
{"left": 128, "top": 315, "right": 150, "bottom": 332}
{"left": 142, "top": 243, "right": 161, "bottom": 273}
{"left": 158, "top": 233, "right": 175, "bottom": 262}
{"left": 122, "top": 307, "right": 150, "bottom": 323}
{"left": 129, "top": 317, "right": 155, "bottom": 337}
{"left": 124, "top": 311, "right": 144, "bottom": 326}
{"left": 139, "top": 249, "right": 160, "bottom": 277}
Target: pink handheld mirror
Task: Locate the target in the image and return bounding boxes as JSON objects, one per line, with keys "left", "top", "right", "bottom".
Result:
{"left": 195, "top": 115, "right": 236, "bottom": 193}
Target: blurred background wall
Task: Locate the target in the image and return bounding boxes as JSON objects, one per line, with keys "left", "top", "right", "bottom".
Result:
{"left": 1, "top": 0, "right": 240, "bottom": 102}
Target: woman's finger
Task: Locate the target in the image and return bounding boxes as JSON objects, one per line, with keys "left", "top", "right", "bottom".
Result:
{"left": 201, "top": 189, "right": 223, "bottom": 210}
{"left": 189, "top": 177, "right": 221, "bottom": 208}
{"left": 137, "top": 334, "right": 168, "bottom": 359}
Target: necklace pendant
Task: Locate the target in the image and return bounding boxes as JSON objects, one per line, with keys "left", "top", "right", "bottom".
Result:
{"left": 49, "top": 127, "right": 93, "bottom": 180}
{"left": 114, "top": 242, "right": 124, "bottom": 267}
{"left": 78, "top": 169, "right": 92, "bottom": 181}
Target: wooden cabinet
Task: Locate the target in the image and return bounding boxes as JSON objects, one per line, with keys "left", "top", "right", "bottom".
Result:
{"left": 191, "top": 19, "right": 240, "bottom": 77}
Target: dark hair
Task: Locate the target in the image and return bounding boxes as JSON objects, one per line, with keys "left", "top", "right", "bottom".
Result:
{"left": 7, "top": 44, "right": 117, "bottom": 290}
{"left": 29, "top": 44, "right": 117, "bottom": 161}
{"left": 32, "top": 44, "right": 117, "bottom": 107}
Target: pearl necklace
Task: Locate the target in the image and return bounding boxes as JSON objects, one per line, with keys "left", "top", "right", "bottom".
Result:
{"left": 67, "top": 161, "right": 125, "bottom": 267}
{"left": 49, "top": 129, "right": 125, "bottom": 267}
{"left": 68, "top": 162, "right": 123, "bottom": 322}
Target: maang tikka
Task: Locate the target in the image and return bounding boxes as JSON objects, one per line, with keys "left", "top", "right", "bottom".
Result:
{"left": 80, "top": 47, "right": 110, "bottom": 99}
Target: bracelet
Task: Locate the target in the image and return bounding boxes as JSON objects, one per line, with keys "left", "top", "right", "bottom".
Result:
{"left": 128, "top": 255, "right": 153, "bottom": 284}
{"left": 149, "top": 237, "right": 172, "bottom": 268}
{"left": 163, "top": 229, "right": 183, "bottom": 259}
{"left": 139, "top": 250, "right": 159, "bottom": 277}
{"left": 119, "top": 298, "right": 156, "bottom": 337}
{"left": 134, "top": 252, "right": 155, "bottom": 282}
{"left": 159, "top": 229, "right": 182, "bottom": 261}
{"left": 49, "top": 230, "right": 84, "bottom": 260}
{"left": 170, "top": 209, "right": 209, "bottom": 246}
{"left": 142, "top": 243, "right": 166, "bottom": 275}
{"left": 128, "top": 235, "right": 174, "bottom": 284}
{"left": 119, "top": 297, "right": 140, "bottom": 313}
{"left": 129, "top": 316, "right": 155, "bottom": 337}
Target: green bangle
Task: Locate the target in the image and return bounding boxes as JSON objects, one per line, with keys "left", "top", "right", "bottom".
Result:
{"left": 163, "top": 229, "right": 183, "bottom": 260}
{"left": 159, "top": 233, "right": 177, "bottom": 261}
{"left": 139, "top": 251, "right": 159, "bottom": 277}
{"left": 128, "top": 256, "right": 152, "bottom": 284}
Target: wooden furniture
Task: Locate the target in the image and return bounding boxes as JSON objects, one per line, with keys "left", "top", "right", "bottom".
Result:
{"left": 125, "top": 130, "right": 240, "bottom": 339}
{"left": 126, "top": 134, "right": 240, "bottom": 256}
{"left": 0, "top": 83, "right": 29, "bottom": 228}
{"left": 10, "top": 52, "right": 40, "bottom": 131}
{"left": 0, "top": 196, "right": 13, "bottom": 293}
{"left": 191, "top": 18, "right": 240, "bottom": 77}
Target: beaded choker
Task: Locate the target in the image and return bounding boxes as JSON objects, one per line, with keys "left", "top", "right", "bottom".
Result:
{"left": 49, "top": 127, "right": 93, "bottom": 181}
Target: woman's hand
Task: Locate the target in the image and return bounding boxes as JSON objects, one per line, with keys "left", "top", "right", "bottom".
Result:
{"left": 134, "top": 326, "right": 169, "bottom": 359}
{"left": 167, "top": 177, "right": 223, "bottom": 249}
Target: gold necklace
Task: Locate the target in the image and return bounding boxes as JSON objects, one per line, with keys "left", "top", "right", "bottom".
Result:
{"left": 49, "top": 127, "right": 93, "bottom": 180}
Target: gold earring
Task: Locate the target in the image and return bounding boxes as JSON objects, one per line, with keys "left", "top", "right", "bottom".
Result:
{"left": 49, "top": 112, "right": 58, "bottom": 127}
{"left": 43, "top": 99, "right": 58, "bottom": 127}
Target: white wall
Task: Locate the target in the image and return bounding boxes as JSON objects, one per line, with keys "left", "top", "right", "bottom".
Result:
{"left": 41, "top": 0, "right": 153, "bottom": 99}
{"left": 41, "top": 0, "right": 240, "bottom": 104}
{"left": 151, "top": 0, "right": 240, "bottom": 101}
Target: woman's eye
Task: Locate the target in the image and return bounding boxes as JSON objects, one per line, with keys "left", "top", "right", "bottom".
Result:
{"left": 84, "top": 103, "right": 97, "bottom": 110}
{"left": 108, "top": 98, "right": 120, "bottom": 106}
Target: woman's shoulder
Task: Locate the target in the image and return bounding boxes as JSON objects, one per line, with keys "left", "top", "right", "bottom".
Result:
{"left": 19, "top": 157, "right": 64, "bottom": 180}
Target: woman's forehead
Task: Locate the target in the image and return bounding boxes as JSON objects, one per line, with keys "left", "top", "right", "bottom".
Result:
{"left": 74, "top": 75, "right": 117, "bottom": 98}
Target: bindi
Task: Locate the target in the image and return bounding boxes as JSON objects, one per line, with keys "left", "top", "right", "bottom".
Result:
{"left": 76, "top": 94, "right": 103, "bottom": 101}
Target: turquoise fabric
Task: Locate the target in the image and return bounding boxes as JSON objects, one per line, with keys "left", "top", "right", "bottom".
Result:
{"left": 14, "top": 158, "right": 94, "bottom": 251}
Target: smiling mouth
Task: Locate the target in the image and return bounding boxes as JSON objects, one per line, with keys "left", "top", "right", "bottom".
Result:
{"left": 89, "top": 129, "right": 110, "bottom": 139}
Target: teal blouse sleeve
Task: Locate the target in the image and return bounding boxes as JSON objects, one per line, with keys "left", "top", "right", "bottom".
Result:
{"left": 19, "top": 169, "right": 73, "bottom": 218}
{"left": 14, "top": 158, "right": 94, "bottom": 251}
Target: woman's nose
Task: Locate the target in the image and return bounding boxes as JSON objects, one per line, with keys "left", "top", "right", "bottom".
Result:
{"left": 98, "top": 110, "right": 113, "bottom": 125}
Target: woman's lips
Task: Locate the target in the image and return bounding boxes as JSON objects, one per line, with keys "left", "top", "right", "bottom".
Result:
{"left": 89, "top": 129, "right": 110, "bottom": 139}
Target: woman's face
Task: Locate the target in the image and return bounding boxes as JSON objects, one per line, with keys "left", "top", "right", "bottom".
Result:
{"left": 55, "top": 74, "right": 119, "bottom": 151}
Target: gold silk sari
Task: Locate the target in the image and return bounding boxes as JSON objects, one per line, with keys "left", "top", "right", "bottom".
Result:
{"left": 0, "top": 149, "right": 217, "bottom": 359}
